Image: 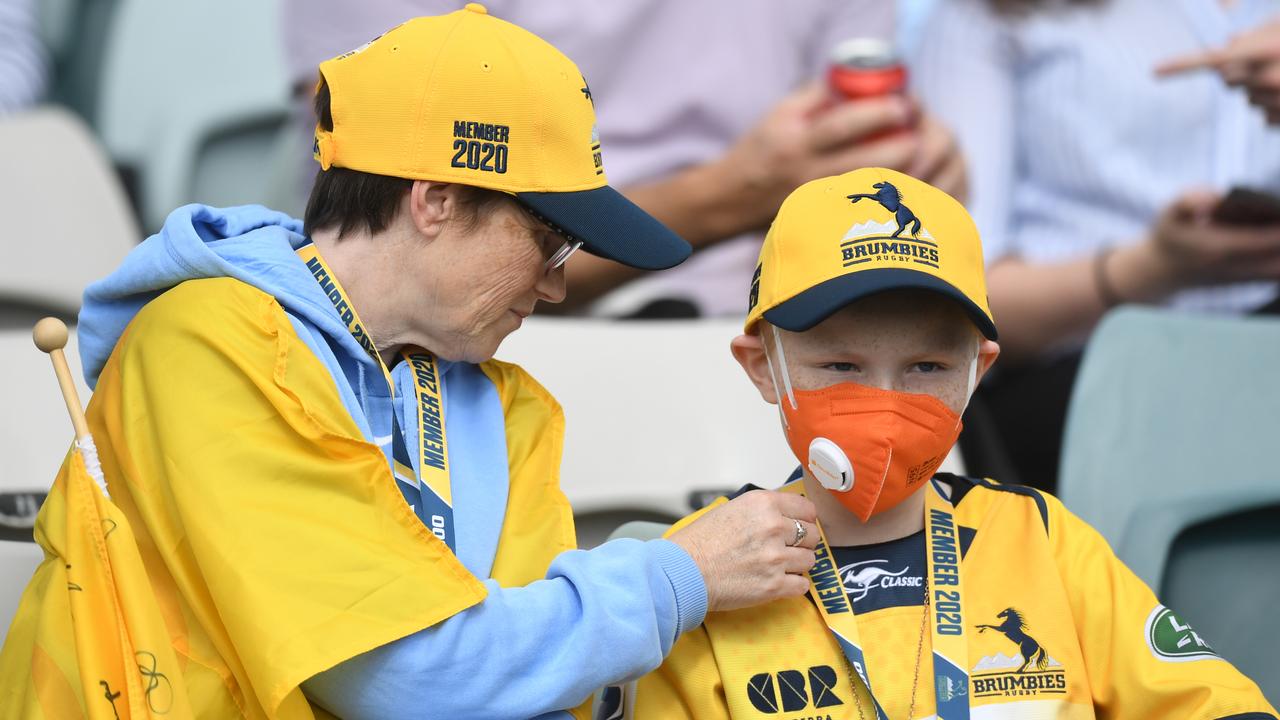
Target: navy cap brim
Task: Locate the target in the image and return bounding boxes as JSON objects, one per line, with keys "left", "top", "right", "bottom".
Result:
{"left": 516, "top": 185, "right": 691, "bottom": 270}
{"left": 762, "top": 268, "right": 998, "bottom": 340}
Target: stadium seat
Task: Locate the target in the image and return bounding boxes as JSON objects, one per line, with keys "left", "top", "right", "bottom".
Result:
{"left": 95, "top": 0, "right": 291, "bottom": 231}
{"left": 0, "top": 107, "right": 137, "bottom": 320}
{"left": 1059, "top": 307, "right": 1280, "bottom": 700}
{"left": 37, "top": 0, "right": 120, "bottom": 120}
{"left": 0, "top": 540, "right": 43, "bottom": 648}
{"left": 607, "top": 520, "right": 672, "bottom": 543}
{"left": 497, "top": 317, "right": 964, "bottom": 547}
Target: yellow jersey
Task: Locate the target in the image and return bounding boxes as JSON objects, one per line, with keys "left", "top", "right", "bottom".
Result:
{"left": 616, "top": 475, "right": 1277, "bottom": 720}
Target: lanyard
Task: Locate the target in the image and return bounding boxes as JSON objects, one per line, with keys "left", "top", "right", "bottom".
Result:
{"left": 783, "top": 477, "right": 970, "bottom": 719}
{"left": 296, "top": 241, "right": 456, "bottom": 551}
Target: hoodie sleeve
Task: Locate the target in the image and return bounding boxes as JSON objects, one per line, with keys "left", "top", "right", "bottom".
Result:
{"left": 302, "top": 538, "right": 706, "bottom": 720}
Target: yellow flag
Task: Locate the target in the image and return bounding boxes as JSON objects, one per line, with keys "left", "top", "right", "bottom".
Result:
{"left": 0, "top": 441, "right": 193, "bottom": 719}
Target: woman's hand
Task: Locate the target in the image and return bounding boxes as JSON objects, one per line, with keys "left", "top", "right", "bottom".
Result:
{"left": 1125, "top": 191, "right": 1280, "bottom": 295}
{"left": 668, "top": 489, "right": 819, "bottom": 612}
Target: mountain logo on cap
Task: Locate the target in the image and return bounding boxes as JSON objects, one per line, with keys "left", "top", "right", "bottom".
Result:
{"left": 840, "top": 182, "right": 940, "bottom": 269}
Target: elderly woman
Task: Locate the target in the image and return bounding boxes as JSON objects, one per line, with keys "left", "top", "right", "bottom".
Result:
{"left": 0, "top": 7, "right": 820, "bottom": 719}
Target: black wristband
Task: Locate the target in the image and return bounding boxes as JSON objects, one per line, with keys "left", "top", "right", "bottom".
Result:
{"left": 1094, "top": 246, "right": 1122, "bottom": 309}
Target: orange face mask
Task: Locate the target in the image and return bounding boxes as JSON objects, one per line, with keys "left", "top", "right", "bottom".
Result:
{"left": 765, "top": 334, "right": 969, "bottom": 522}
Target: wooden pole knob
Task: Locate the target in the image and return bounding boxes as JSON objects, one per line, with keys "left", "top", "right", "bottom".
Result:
{"left": 33, "top": 317, "right": 69, "bottom": 353}
{"left": 33, "top": 317, "right": 90, "bottom": 441}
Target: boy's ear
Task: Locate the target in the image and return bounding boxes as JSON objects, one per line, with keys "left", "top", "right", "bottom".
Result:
{"left": 974, "top": 339, "right": 1001, "bottom": 387}
{"left": 730, "top": 332, "right": 779, "bottom": 405}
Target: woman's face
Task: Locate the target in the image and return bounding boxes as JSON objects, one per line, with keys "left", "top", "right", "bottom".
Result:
{"left": 407, "top": 195, "right": 568, "bottom": 363}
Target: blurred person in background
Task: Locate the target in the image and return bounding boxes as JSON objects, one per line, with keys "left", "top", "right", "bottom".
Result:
{"left": 912, "top": 0, "right": 1280, "bottom": 491}
{"left": 0, "top": 9, "right": 827, "bottom": 718}
{"left": 283, "top": 0, "right": 968, "bottom": 319}
{"left": 0, "top": 0, "right": 47, "bottom": 113}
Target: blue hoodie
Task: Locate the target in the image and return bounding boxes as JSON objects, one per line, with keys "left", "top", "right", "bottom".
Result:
{"left": 79, "top": 204, "right": 707, "bottom": 719}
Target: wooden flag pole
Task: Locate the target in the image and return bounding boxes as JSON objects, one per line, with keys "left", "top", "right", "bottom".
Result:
{"left": 32, "top": 317, "right": 91, "bottom": 442}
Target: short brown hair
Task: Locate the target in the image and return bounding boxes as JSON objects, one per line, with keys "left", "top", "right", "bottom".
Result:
{"left": 302, "top": 80, "right": 507, "bottom": 238}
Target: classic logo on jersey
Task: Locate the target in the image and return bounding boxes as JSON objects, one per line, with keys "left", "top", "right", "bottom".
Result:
{"left": 1144, "top": 605, "right": 1219, "bottom": 663}
{"left": 450, "top": 120, "right": 510, "bottom": 174}
{"left": 837, "top": 559, "right": 921, "bottom": 603}
{"left": 746, "top": 666, "right": 844, "bottom": 715}
{"left": 841, "top": 181, "right": 940, "bottom": 269}
{"left": 970, "top": 608, "right": 1067, "bottom": 698}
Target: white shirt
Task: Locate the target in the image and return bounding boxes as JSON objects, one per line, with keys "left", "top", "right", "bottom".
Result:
{"left": 912, "top": 0, "right": 1280, "bottom": 314}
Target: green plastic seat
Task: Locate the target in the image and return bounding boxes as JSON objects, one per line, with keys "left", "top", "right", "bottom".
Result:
{"left": 1059, "top": 306, "right": 1280, "bottom": 701}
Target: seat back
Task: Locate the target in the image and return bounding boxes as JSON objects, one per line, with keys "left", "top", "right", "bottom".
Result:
{"left": 96, "top": 0, "right": 290, "bottom": 231}
{"left": 1059, "top": 307, "right": 1280, "bottom": 698}
{"left": 38, "top": 0, "right": 121, "bottom": 119}
{"left": 1160, "top": 507, "right": 1280, "bottom": 703}
{"left": 0, "top": 108, "right": 138, "bottom": 317}
{"left": 607, "top": 520, "right": 673, "bottom": 543}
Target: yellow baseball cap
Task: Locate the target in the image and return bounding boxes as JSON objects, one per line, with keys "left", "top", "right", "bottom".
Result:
{"left": 312, "top": 3, "right": 690, "bottom": 270}
{"left": 746, "top": 167, "right": 997, "bottom": 339}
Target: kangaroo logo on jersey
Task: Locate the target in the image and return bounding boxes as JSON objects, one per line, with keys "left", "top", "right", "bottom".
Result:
{"left": 1144, "top": 605, "right": 1219, "bottom": 663}
{"left": 837, "top": 559, "right": 921, "bottom": 603}
{"left": 746, "top": 666, "right": 843, "bottom": 715}
{"left": 971, "top": 608, "right": 1067, "bottom": 698}
{"left": 841, "top": 182, "right": 940, "bottom": 269}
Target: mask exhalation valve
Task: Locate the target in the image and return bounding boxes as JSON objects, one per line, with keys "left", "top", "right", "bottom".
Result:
{"left": 808, "top": 437, "right": 854, "bottom": 492}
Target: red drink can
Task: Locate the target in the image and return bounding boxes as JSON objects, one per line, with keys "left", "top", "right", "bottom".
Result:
{"left": 828, "top": 38, "right": 908, "bottom": 100}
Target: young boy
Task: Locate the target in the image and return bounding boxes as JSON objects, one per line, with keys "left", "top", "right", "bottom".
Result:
{"left": 604, "top": 168, "right": 1277, "bottom": 719}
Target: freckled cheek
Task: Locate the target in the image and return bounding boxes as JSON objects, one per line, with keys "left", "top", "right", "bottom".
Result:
{"left": 933, "top": 382, "right": 970, "bottom": 416}
{"left": 465, "top": 266, "right": 538, "bottom": 331}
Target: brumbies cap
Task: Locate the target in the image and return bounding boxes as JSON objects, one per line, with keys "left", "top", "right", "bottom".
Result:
{"left": 312, "top": 3, "right": 690, "bottom": 270}
{"left": 745, "top": 167, "right": 996, "bottom": 339}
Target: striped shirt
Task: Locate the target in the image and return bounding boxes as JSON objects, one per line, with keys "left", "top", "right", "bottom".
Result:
{"left": 912, "top": 0, "right": 1280, "bottom": 314}
{"left": 0, "top": 0, "right": 46, "bottom": 114}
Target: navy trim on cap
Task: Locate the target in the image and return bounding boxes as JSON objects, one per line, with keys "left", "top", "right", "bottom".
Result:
{"left": 762, "top": 268, "right": 998, "bottom": 340}
{"left": 516, "top": 185, "right": 691, "bottom": 270}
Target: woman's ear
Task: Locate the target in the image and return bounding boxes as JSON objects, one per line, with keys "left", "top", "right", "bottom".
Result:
{"left": 407, "top": 180, "right": 458, "bottom": 239}
{"left": 730, "top": 331, "right": 779, "bottom": 405}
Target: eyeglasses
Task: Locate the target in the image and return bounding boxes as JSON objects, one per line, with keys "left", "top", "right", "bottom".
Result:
{"left": 543, "top": 237, "right": 583, "bottom": 275}
{"left": 519, "top": 202, "right": 584, "bottom": 275}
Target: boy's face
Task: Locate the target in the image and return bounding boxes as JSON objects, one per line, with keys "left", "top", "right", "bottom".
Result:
{"left": 732, "top": 290, "right": 1000, "bottom": 417}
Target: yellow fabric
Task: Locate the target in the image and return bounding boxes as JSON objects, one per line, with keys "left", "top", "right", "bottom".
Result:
{"left": 634, "top": 479, "right": 1278, "bottom": 720}
{"left": 0, "top": 277, "right": 579, "bottom": 718}
{"left": 744, "top": 167, "right": 992, "bottom": 335}
{"left": 314, "top": 4, "right": 606, "bottom": 193}
{"left": 0, "top": 447, "right": 195, "bottom": 719}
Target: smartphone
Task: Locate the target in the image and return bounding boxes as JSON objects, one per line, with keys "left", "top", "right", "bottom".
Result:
{"left": 1211, "top": 187, "right": 1280, "bottom": 226}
